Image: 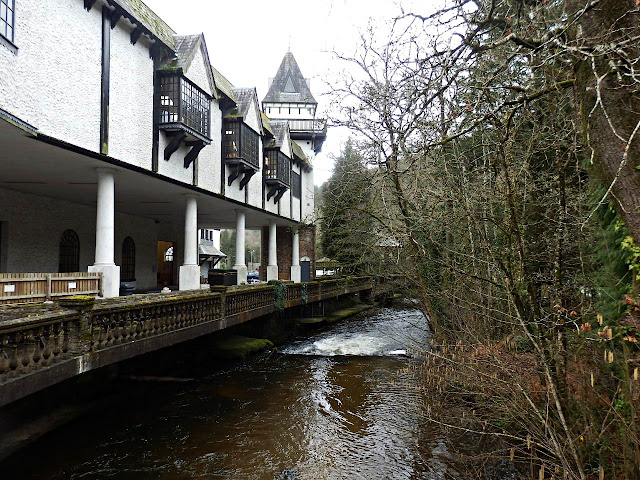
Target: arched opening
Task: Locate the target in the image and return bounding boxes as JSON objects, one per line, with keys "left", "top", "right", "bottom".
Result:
{"left": 121, "top": 236, "right": 136, "bottom": 281}
{"left": 59, "top": 229, "right": 80, "bottom": 273}
{"left": 157, "top": 241, "right": 175, "bottom": 287}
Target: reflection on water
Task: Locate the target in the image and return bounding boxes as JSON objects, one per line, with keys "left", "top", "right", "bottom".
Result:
{"left": 2, "top": 307, "right": 468, "bottom": 480}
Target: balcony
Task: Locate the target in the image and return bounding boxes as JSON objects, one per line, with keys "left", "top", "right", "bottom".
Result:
{"left": 223, "top": 119, "right": 260, "bottom": 189}
{"left": 288, "top": 119, "right": 327, "bottom": 135}
{"left": 288, "top": 119, "right": 327, "bottom": 154}
{"left": 156, "top": 71, "right": 211, "bottom": 167}
{"left": 264, "top": 148, "right": 291, "bottom": 202}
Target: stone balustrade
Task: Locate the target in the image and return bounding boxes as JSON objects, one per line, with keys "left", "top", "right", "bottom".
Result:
{"left": 0, "top": 277, "right": 374, "bottom": 407}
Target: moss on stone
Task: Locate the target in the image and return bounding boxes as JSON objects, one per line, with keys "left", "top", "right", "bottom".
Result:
{"left": 60, "top": 295, "right": 96, "bottom": 304}
{"left": 210, "top": 335, "right": 274, "bottom": 359}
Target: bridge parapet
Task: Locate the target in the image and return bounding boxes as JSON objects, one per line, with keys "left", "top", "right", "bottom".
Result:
{"left": 0, "top": 277, "right": 374, "bottom": 407}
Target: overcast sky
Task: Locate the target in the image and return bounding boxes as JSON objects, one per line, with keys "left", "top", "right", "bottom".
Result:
{"left": 142, "top": 0, "right": 418, "bottom": 184}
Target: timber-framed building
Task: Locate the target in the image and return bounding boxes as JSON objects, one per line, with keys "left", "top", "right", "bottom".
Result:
{"left": 0, "top": 0, "right": 326, "bottom": 299}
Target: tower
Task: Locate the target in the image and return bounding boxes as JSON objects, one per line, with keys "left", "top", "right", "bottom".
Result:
{"left": 262, "top": 52, "right": 327, "bottom": 161}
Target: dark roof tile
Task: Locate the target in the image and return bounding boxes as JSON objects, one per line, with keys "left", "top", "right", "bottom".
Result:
{"left": 263, "top": 52, "right": 316, "bottom": 104}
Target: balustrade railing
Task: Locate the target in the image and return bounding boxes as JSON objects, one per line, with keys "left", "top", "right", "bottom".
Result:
{"left": 0, "top": 276, "right": 374, "bottom": 406}
{"left": 0, "top": 311, "right": 78, "bottom": 384}
{"left": 90, "top": 294, "right": 223, "bottom": 351}
{"left": 225, "top": 286, "right": 274, "bottom": 316}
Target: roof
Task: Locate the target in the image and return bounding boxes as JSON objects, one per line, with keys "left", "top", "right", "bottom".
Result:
{"left": 231, "top": 88, "right": 257, "bottom": 118}
{"left": 212, "top": 66, "right": 236, "bottom": 103}
{"left": 290, "top": 140, "right": 311, "bottom": 169}
{"left": 174, "top": 35, "right": 200, "bottom": 69}
{"left": 263, "top": 52, "right": 317, "bottom": 105}
{"left": 261, "top": 112, "right": 274, "bottom": 137}
{"left": 199, "top": 243, "right": 226, "bottom": 258}
{"left": 117, "top": 0, "right": 176, "bottom": 48}
{"left": 268, "top": 120, "right": 289, "bottom": 149}
{"left": 171, "top": 34, "right": 217, "bottom": 98}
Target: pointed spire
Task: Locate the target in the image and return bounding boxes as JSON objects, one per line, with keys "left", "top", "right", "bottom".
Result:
{"left": 262, "top": 52, "right": 316, "bottom": 105}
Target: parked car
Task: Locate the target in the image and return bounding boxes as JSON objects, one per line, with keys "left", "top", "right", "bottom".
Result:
{"left": 247, "top": 271, "right": 260, "bottom": 284}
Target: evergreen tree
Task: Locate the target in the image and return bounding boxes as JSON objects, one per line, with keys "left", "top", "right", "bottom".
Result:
{"left": 319, "top": 140, "right": 373, "bottom": 274}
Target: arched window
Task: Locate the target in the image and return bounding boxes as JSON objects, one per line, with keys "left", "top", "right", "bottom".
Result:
{"left": 59, "top": 229, "right": 80, "bottom": 273}
{"left": 164, "top": 246, "right": 174, "bottom": 262}
{"left": 121, "top": 236, "right": 136, "bottom": 281}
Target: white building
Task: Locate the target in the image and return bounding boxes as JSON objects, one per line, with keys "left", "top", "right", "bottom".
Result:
{"left": 0, "top": 0, "right": 321, "bottom": 297}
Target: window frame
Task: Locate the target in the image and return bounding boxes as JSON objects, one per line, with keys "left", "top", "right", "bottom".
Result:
{"left": 0, "top": 0, "right": 16, "bottom": 53}
{"left": 121, "top": 236, "right": 136, "bottom": 282}
{"left": 58, "top": 229, "right": 80, "bottom": 273}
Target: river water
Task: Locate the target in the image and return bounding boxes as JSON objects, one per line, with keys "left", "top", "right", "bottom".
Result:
{"left": 3, "top": 306, "right": 479, "bottom": 480}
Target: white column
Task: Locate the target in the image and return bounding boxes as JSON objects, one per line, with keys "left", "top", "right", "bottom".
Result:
{"left": 291, "top": 230, "right": 301, "bottom": 283}
{"left": 267, "top": 221, "right": 278, "bottom": 281}
{"left": 233, "top": 210, "right": 247, "bottom": 284}
{"left": 89, "top": 168, "right": 120, "bottom": 298}
{"left": 179, "top": 194, "right": 200, "bottom": 290}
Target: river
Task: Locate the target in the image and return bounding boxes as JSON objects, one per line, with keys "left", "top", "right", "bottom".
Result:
{"left": 1, "top": 306, "right": 498, "bottom": 479}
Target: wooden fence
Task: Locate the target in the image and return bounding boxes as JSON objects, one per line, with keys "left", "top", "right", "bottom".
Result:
{"left": 0, "top": 272, "right": 103, "bottom": 305}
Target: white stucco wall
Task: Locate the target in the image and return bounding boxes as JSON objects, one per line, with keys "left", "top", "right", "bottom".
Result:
{"left": 0, "top": 186, "right": 177, "bottom": 291}
{"left": 183, "top": 47, "right": 213, "bottom": 97}
{"left": 245, "top": 145, "right": 263, "bottom": 208}
{"left": 301, "top": 168, "right": 315, "bottom": 221}
{"left": 291, "top": 197, "right": 301, "bottom": 221}
{"left": 109, "top": 21, "right": 154, "bottom": 168}
{"left": 264, "top": 103, "right": 315, "bottom": 119}
{"left": 198, "top": 104, "right": 222, "bottom": 194}
{"left": 279, "top": 189, "right": 291, "bottom": 218}
{"left": 0, "top": 0, "right": 101, "bottom": 151}
{"left": 224, "top": 164, "right": 246, "bottom": 203}
{"left": 157, "top": 136, "right": 195, "bottom": 184}
{"left": 297, "top": 141, "right": 316, "bottom": 162}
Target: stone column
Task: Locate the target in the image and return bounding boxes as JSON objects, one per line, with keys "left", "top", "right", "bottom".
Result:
{"left": 179, "top": 194, "right": 200, "bottom": 290}
{"left": 291, "top": 230, "right": 301, "bottom": 283}
{"left": 88, "top": 168, "right": 120, "bottom": 298}
{"left": 233, "top": 210, "right": 247, "bottom": 284}
{"left": 267, "top": 221, "right": 278, "bottom": 281}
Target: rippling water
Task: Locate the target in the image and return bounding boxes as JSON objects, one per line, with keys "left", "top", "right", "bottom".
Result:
{"left": 3, "top": 307, "right": 474, "bottom": 480}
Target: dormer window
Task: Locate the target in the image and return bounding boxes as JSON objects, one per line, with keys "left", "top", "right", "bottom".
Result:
{"left": 223, "top": 118, "right": 260, "bottom": 189}
{"left": 264, "top": 148, "right": 291, "bottom": 203}
{"left": 157, "top": 72, "right": 211, "bottom": 139}
{"left": 156, "top": 70, "right": 211, "bottom": 167}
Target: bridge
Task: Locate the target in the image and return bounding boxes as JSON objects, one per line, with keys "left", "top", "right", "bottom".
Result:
{"left": 0, "top": 277, "right": 376, "bottom": 408}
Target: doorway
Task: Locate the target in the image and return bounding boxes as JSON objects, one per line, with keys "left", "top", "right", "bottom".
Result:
{"left": 301, "top": 256, "right": 311, "bottom": 283}
{"left": 157, "top": 241, "right": 175, "bottom": 287}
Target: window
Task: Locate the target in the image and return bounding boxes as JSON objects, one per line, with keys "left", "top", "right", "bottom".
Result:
{"left": 121, "top": 237, "right": 135, "bottom": 281}
{"left": 0, "top": 0, "right": 14, "bottom": 43}
{"left": 292, "top": 171, "right": 301, "bottom": 198}
{"left": 59, "top": 230, "right": 80, "bottom": 273}
{"left": 223, "top": 119, "right": 259, "bottom": 168}
{"left": 157, "top": 72, "right": 210, "bottom": 138}
{"left": 164, "top": 246, "right": 174, "bottom": 262}
{"left": 264, "top": 149, "right": 291, "bottom": 186}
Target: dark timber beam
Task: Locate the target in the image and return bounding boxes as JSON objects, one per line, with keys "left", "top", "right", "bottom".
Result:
{"left": 164, "top": 131, "right": 187, "bottom": 161}
{"left": 110, "top": 10, "right": 123, "bottom": 29}
{"left": 239, "top": 169, "right": 256, "bottom": 190}
{"left": 184, "top": 140, "right": 205, "bottom": 168}
{"left": 227, "top": 163, "right": 242, "bottom": 186}
{"left": 266, "top": 185, "right": 278, "bottom": 201}
{"left": 100, "top": 7, "right": 111, "bottom": 155}
{"left": 273, "top": 187, "right": 286, "bottom": 203}
{"left": 130, "top": 25, "right": 144, "bottom": 45}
